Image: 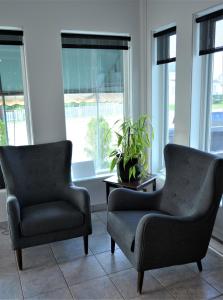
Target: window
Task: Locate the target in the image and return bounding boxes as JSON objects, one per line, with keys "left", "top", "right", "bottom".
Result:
{"left": 61, "top": 33, "right": 130, "bottom": 177}
{"left": 153, "top": 27, "right": 176, "bottom": 147}
{"left": 0, "top": 30, "right": 29, "bottom": 146}
{"left": 196, "top": 9, "right": 223, "bottom": 155}
{"left": 195, "top": 9, "right": 223, "bottom": 242}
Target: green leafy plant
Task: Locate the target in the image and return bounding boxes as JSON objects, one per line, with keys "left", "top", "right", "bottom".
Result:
{"left": 0, "top": 119, "right": 7, "bottom": 146}
{"left": 85, "top": 117, "right": 112, "bottom": 169}
{"left": 109, "top": 115, "right": 153, "bottom": 181}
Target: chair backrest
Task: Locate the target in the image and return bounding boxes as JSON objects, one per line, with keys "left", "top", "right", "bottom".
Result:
{"left": 160, "top": 144, "right": 223, "bottom": 218}
{"left": 0, "top": 140, "right": 72, "bottom": 207}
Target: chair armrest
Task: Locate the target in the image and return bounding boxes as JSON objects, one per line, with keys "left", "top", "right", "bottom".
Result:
{"left": 64, "top": 184, "right": 91, "bottom": 215}
{"left": 7, "top": 195, "right": 21, "bottom": 249}
{"left": 134, "top": 214, "right": 209, "bottom": 270}
{"left": 108, "top": 188, "right": 162, "bottom": 211}
{"left": 7, "top": 195, "right": 21, "bottom": 225}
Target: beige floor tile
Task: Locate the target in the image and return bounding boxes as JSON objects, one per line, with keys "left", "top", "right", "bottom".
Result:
{"left": 0, "top": 251, "right": 18, "bottom": 276}
{"left": 150, "top": 264, "right": 197, "bottom": 287}
{"left": 19, "top": 263, "right": 67, "bottom": 298}
{"left": 213, "top": 295, "right": 223, "bottom": 300}
{"left": 51, "top": 237, "right": 92, "bottom": 263}
{"left": 70, "top": 276, "right": 123, "bottom": 299}
{"left": 25, "top": 286, "right": 74, "bottom": 299}
{"left": 167, "top": 276, "right": 220, "bottom": 300}
{"left": 91, "top": 213, "right": 99, "bottom": 221}
{"left": 59, "top": 255, "right": 106, "bottom": 286}
{"left": 92, "top": 219, "right": 107, "bottom": 236}
{"left": 188, "top": 249, "right": 223, "bottom": 273}
{"left": 94, "top": 211, "right": 107, "bottom": 224}
{"left": 89, "top": 233, "right": 111, "bottom": 254}
{"left": 132, "top": 288, "right": 175, "bottom": 300}
{"left": 0, "top": 273, "right": 23, "bottom": 299}
{"left": 202, "top": 269, "right": 223, "bottom": 293}
{"left": 110, "top": 268, "right": 164, "bottom": 299}
{"left": 96, "top": 249, "right": 131, "bottom": 274}
{"left": 22, "top": 244, "right": 56, "bottom": 270}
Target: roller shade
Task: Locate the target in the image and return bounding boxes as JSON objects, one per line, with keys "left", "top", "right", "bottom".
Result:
{"left": 153, "top": 26, "right": 176, "bottom": 65}
{"left": 196, "top": 9, "right": 223, "bottom": 55}
{"left": 61, "top": 33, "right": 129, "bottom": 94}
{"left": 0, "top": 30, "right": 23, "bottom": 46}
{"left": 61, "top": 33, "right": 131, "bottom": 50}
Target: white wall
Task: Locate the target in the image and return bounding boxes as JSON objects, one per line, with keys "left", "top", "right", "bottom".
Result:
{"left": 0, "top": 0, "right": 141, "bottom": 144}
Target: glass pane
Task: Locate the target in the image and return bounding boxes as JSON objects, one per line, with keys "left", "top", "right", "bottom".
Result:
{"left": 62, "top": 48, "right": 125, "bottom": 175}
{"left": 169, "top": 34, "right": 176, "bottom": 58}
{"left": 210, "top": 51, "right": 223, "bottom": 154}
{"left": 0, "top": 45, "right": 28, "bottom": 146}
{"left": 167, "top": 62, "right": 176, "bottom": 143}
{"left": 215, "top": 19, "right": 223, "bottom": 48}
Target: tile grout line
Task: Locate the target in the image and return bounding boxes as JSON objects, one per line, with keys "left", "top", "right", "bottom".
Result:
{"left": 53, "top": 247, "right": 110, "bottom": 296}
{"left": 49, "top": 244, "right": 75, "bottom": 300}
{"left": 148, "top": 270, "right": 178, "bottom": 300}
{"left": 14, "top": 250, "right": 25, "bottom": 300}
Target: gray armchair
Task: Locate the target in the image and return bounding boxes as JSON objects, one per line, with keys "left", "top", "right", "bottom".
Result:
{"left": 0, "top": 140, "right": 92, "bottom": 270}
{"left": 107, "top": 144, "right": 223, "bottom": 294}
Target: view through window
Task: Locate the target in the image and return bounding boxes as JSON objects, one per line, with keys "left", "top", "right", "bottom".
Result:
{"left": 209, "top": 51, "right": 223, "bottom": 154}
{"left": 0, "top": 43, "right": 28, "bottom": 146}
{"left": 61, "top": 35, "right": 129, "bottom": 175}
{"left": 208, "top": 20, "right": 223, "bottom": 155}
{"left": 166, "top": 61, "right": 176, "bottom": 144}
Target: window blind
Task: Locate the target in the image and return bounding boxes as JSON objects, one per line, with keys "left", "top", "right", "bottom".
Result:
{"left": 196, "top": 9, "right": 223, "bottom": 55}
{"left": 153, "top": 26, "right": 176, "bottom": 65}
{"left": 61, "top": 33, "right": 131, "bottom": 50}
{"left": 0, "top": 30, "right": 23, "bottom": 46}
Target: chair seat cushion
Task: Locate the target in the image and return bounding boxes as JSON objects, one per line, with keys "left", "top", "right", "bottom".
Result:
{"left": 108, "top": 210, "right": 168, "bottom": 251}
{"left": 21, "top": 201, "right": 84, "bottom": 237}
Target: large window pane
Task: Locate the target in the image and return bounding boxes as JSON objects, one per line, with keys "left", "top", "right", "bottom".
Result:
{"left": 210, "top": 51, "right": 223, "bottom": 154}
{"left": 167, "top": 62, "right": 176, "bottom": 143}
{"left": 0, "top": 45, "right": 28, "bottom": 146}
{"left": 62, "top": 48, "right": 125, "bottom": 175}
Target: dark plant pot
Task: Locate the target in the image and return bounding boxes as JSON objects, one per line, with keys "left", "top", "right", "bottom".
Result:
{"left": 117, "top": 157, "right": 141, "bottom": 182}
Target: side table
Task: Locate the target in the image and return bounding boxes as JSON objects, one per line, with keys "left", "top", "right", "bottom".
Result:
{"left": 103, "top": 174, "right": 157, "bottom": 203}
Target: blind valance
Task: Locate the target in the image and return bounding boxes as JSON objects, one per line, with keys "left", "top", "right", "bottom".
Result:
{"left": 61, "top": 33, "right": 131, "bottom": 50}
{"left": 153, "top": 26, "right": 176, "bottom": 65}
{"left": 196, "top": 9, "right": 223, "bottom": 55}
{"left": 0, "top": 30, "right": 23, "bottom": 46}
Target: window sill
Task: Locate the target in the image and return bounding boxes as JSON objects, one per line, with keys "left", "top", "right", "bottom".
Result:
{"left": 72, "top": 172, "right": 115, "bottom": 183}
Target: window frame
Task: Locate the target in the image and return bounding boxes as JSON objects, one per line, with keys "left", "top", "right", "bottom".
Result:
{"left": 152, "top": 27, "right": 177, "bottom": 172}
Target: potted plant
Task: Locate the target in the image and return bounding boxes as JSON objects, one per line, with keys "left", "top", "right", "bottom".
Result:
{"left": 109, "top": 115, "right": 153, "bottom": 182}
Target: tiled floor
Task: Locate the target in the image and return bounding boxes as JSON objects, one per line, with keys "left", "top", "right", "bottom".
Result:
{"left": 0, "top": 212, "right": 223, "bottom": 300}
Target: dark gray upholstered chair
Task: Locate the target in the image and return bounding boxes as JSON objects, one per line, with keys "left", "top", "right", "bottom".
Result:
{"left": 107, "top": 144, "right": 223, "bottom": 294}
{"left": 0, "top": 140, "right": 92, "bottom": 270}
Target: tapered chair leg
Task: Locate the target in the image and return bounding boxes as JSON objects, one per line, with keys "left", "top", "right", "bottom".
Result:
{"left": 197, "top": 260, "right": 202, "bottom": 272}
{"left": 16, "top": 249, "right": 22, "bottom": 270}
{"left": 111, "top": 237, "right": 115, "bottom": 254}
{"left": 137, "top": 271, "right": 144, "bottom": 294}
{"left": 83, "top": 235, "right": 88, "bottom": 255}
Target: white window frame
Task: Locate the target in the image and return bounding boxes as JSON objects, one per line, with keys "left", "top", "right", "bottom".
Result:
{"left": 152, "top": 27, "right": 176, "bottom": 172}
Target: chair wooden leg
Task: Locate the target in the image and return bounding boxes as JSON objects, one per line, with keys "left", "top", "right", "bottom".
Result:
{"left": 137, "top": 271, "right": 144, "bottom": 294}
{"left": 83, "top": 235, "right": 88, "bottom": 255}
{"left": 197, "top": 260, "right": 202, "bottom": 272}
{"left": 15, "top": 249, "right": 22, "bottom": 271}
{"left": 111, "top": 237, "right": 115, "bottom": 254}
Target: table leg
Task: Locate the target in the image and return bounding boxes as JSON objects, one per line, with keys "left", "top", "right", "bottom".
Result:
{"left": 106, "top": 183, "right": 110, "bottom": 204}
{"left": 152, "top": 179, "right": 156, "bottom": 191}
